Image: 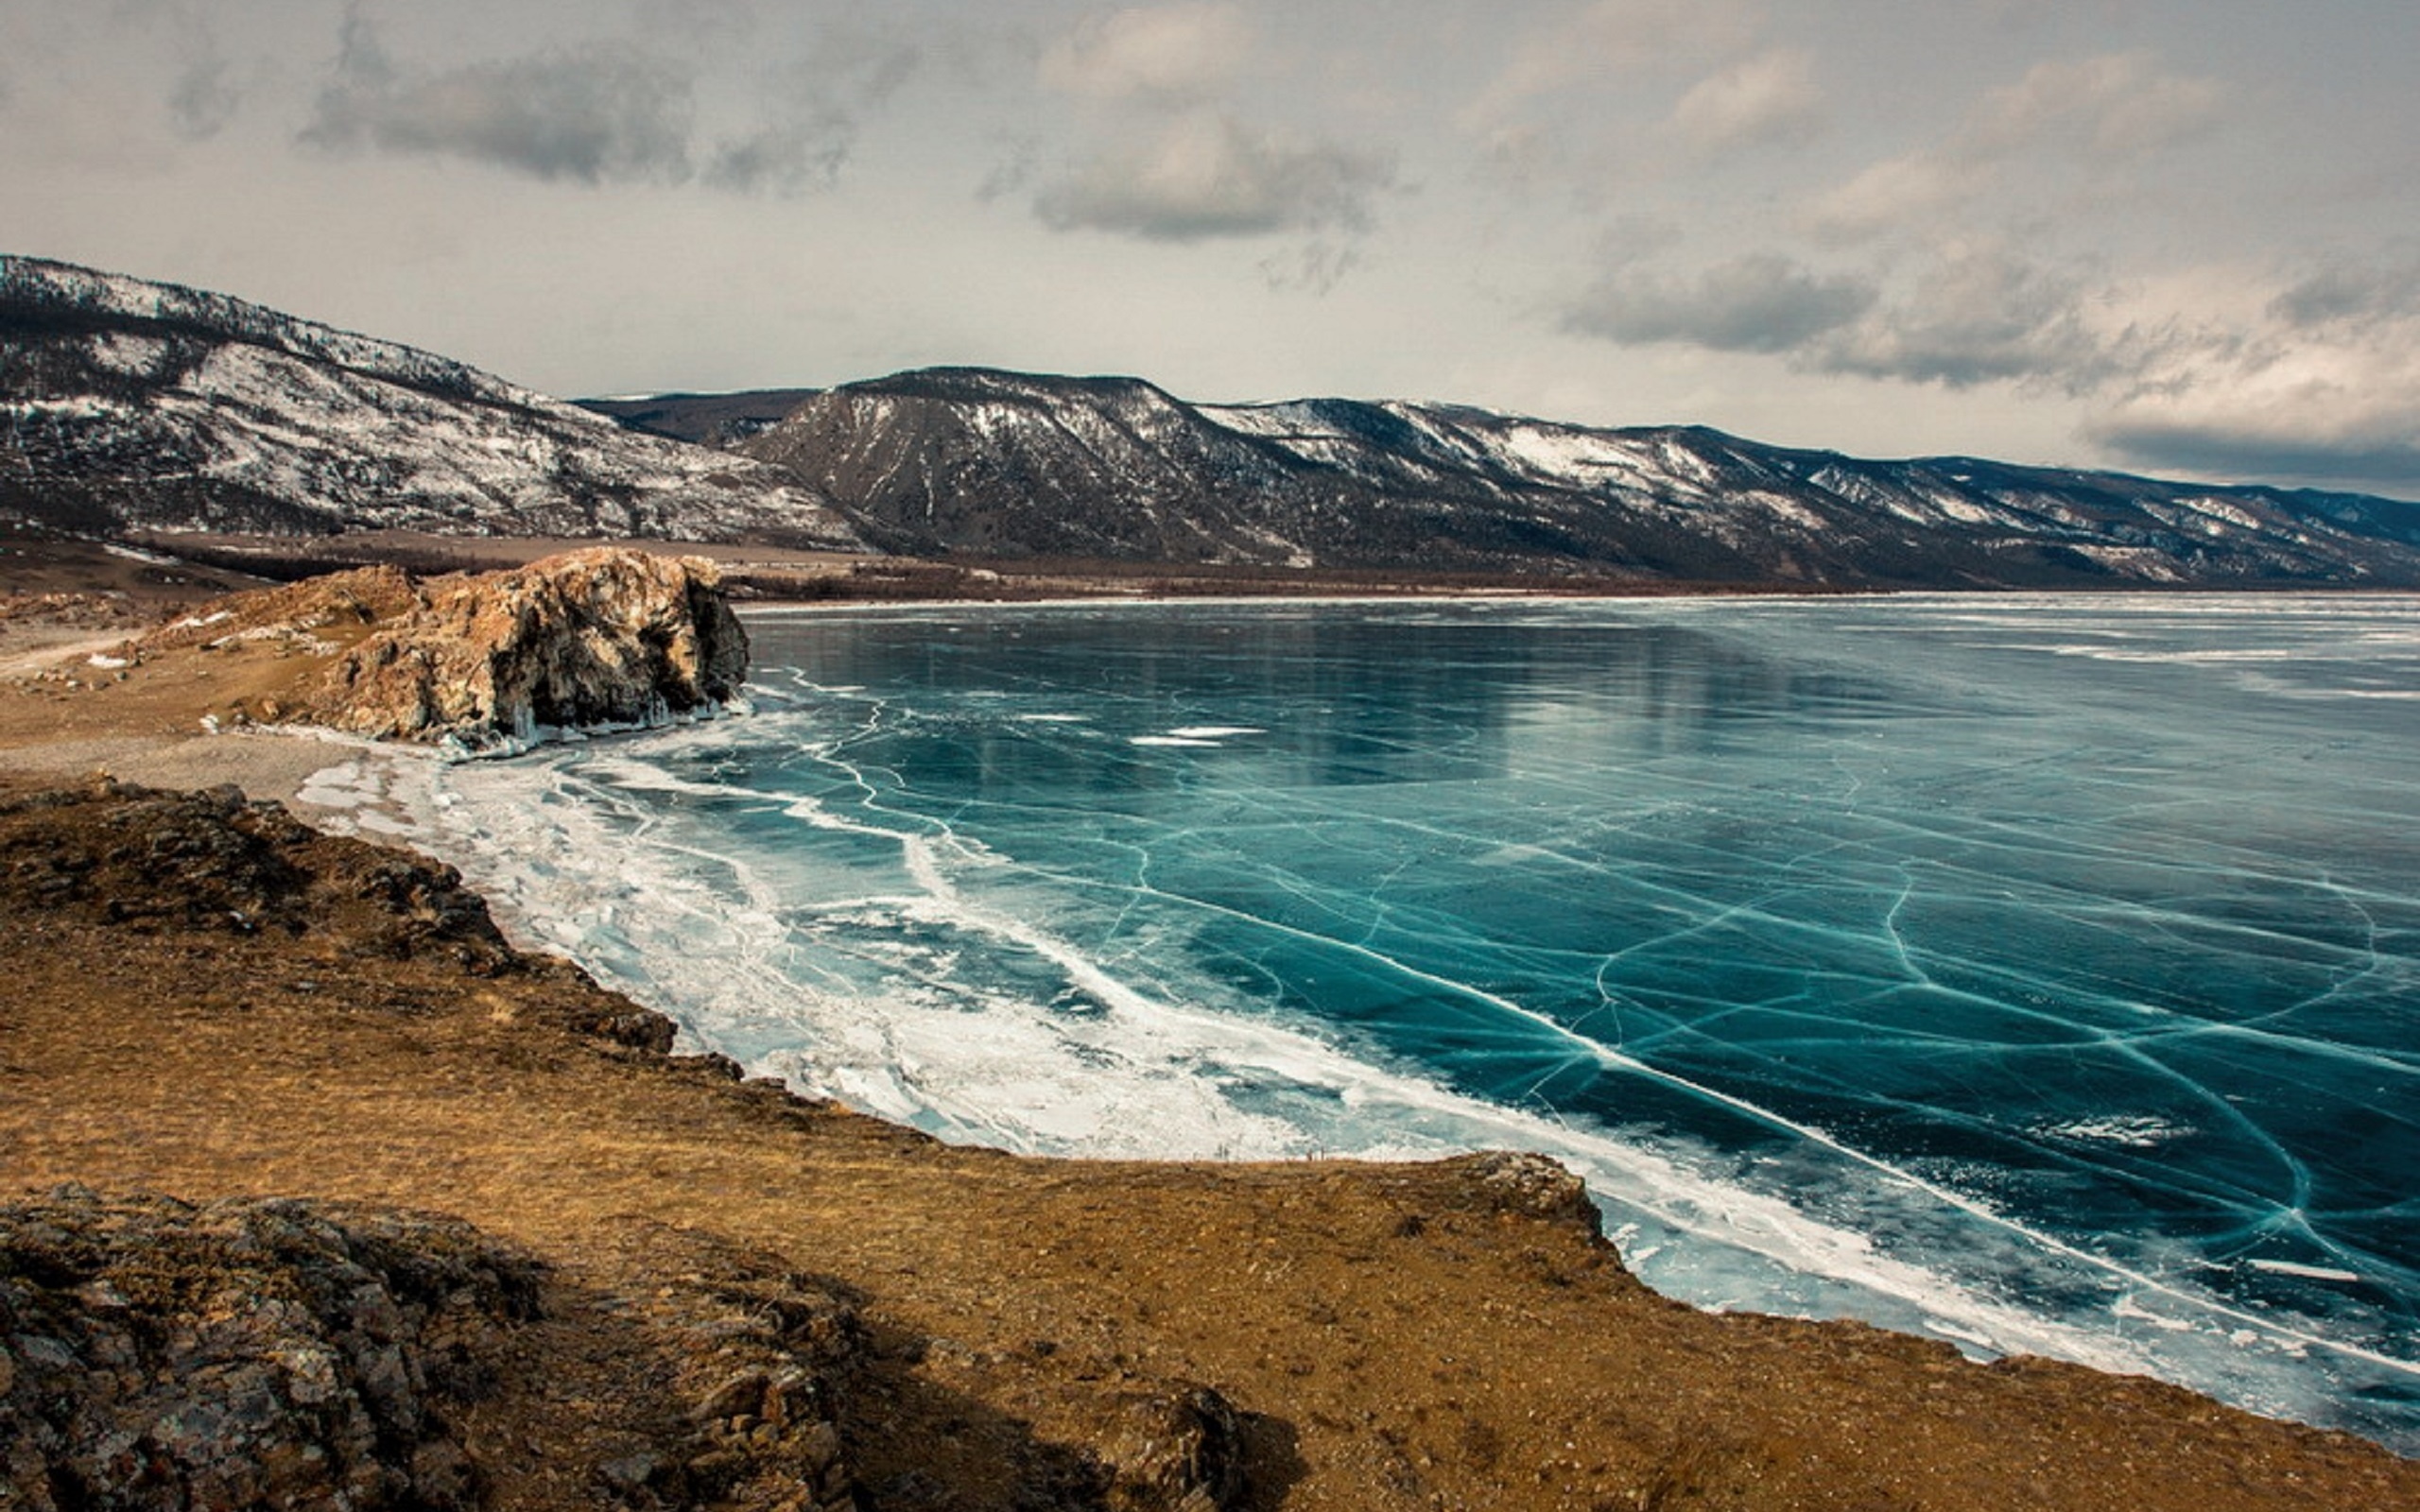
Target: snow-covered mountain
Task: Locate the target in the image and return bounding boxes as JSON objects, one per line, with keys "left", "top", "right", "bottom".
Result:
{"left": 726, "top": 367, "right": 2420, "bottom": 587}
{"left": 0, "top": 256, "right": 865, "bottom": 548}
{"left": 9, "top": 254, "right": 2420, "bottom": 589}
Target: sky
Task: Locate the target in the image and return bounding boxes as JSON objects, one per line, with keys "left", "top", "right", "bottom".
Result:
{"left": 5, "top": 1, "right": 2417, "bottom": 495}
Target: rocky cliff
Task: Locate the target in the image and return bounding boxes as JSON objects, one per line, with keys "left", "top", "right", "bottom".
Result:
{"left": 1, "top": 1189, "right": 539, "bottom": 1512}
{"left": 130, "top": 547, "right": 750, "bottom": 750}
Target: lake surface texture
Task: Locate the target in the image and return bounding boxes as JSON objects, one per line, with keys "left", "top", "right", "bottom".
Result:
{"left": 385, "top": 595, "right": 2420, "bottom": 1449}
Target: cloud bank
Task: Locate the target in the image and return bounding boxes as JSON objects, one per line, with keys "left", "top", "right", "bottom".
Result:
{"left": 303, "top": 17, "right": 694, "bottom": 185}
{"left": 301, "top": 13, "right": 913, "bottom": 196}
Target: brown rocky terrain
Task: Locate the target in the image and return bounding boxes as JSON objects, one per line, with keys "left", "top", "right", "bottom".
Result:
{"left": 0, "top": 547, "right": 748, "bottom": 799}
{"left": 0, "top": 557, "right": 2414, "bottom": 1510}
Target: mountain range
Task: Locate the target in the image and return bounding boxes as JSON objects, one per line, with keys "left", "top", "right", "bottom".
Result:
{"left": 9, "top": 253, "right": 2420, "bottom": 589}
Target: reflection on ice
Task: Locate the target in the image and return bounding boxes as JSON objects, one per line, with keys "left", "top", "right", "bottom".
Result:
{"left": 350, "top": 594, "right": 2420, "bottom": 1452}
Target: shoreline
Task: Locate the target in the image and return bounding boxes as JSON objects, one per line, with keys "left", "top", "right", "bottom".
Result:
{"left": 5, "top": 551, "right": 2420, "bottom": 1500}
{"left": 5, "top": 765, "right": 2415, "bottom": 1509}
{"left": 413, "top": 605, "right": 2420, "bottom": 1452}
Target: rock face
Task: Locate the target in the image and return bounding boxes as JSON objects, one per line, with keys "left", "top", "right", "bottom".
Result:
{"left": 303, "top": 548, "right": 750, "bottom": 747}
{"left": 129, "top": 548, "right": 751, "bottom": 749}
{"left": 0, "top": 1188, "right": 540, "bottom": 1512}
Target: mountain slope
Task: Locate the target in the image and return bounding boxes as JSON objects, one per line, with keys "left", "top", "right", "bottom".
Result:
{"left": 10, "top": 254, "right": 2418, "bottom": 589}
{"left": 0, "top": 256, "right": 865, "bottom": 549}
{"left": 732, "top": 368, "right": 2420, "bottom": 587}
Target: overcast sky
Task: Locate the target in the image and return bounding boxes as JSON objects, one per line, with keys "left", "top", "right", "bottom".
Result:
{"left": 7, "top": 1, "right": 2416, "bottom": 494}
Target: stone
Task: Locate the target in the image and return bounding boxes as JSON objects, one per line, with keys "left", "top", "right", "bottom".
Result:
{"left": 1098, "top": 1384, "right": 1249, "bottom": 1512}
{"left": 694, "top": 1368, "right": 771, "bottom": 1423}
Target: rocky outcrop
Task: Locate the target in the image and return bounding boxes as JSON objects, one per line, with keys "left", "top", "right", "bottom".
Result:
{"left": 0, "top": 1194, "right": 876, "bottom": 1512}
{"left": 302, "top": 549, "right": 749, "bottom": 748}
{"left": 0, "top": 1188, "right": 539, "bottom": 1512}
{"left": 128, "top": 548, "right": 751, "bottom": 750}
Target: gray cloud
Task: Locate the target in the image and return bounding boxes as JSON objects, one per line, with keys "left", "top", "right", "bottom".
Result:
{"left": 698, "top": 29, "right": 923, "bottom": 197}
{"left": 704, "top": 117, "right": 849, "bottom": 195}
{"left": 2268, "top": 253, "right": 2420, "bottom": 329}
{"left": 1564, "top": 243, "right": 2156, "bottom": 396}
{"left": 1259, "top": 239, "right": 1365, "bottom": 296}
{"left": 1810, "top": 248, "right": 2131, "bottom": 390}
{"left": 169, "top": 55, "right": 240, "bottom": 139}
{"left": 302, "top": 16, "right": 696, "bottom": 186}
{"left": 1035, "top": 114, "right": 1396, "bottom": 242}
{"left": 1563, "top": 253, "right": 1876, "bottom": 352}
{"left": 2086, "top": 422, "right": 2420, "bottom": 490}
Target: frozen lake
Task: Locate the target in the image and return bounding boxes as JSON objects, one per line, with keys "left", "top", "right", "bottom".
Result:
{"left": 364, "top": 593, "right": 2420, "bottom": 1449}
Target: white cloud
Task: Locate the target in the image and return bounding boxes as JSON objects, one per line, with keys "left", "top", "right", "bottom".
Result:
{"left": 1039, "top": 3, "right": 1254, "bottom": 105}
{"left": 2092, "top": 343, "right": 2420, "bottom": 490}
{"left": 1463, "top": 0, "right": 1759, "bottom": 128}
{"left": 1564, "top": 252, "right": 1874, "bottom": 352}
{"left": 1966, "top": 51, "right": 2226, "bottom": 160}
{"left": 1035, "top": 112, "right": 1396, "bottom": 242}
{"left": 1665, "top": 48, "right": 1823, "bottom": 160}
{"left": 1806, "top": 51, "right": 2226, "bottom": 242}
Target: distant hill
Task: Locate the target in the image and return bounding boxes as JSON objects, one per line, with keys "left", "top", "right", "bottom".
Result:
{"left": 0, "top": 256, "right": 865, "bottom": 549}
{"left": 8, "top": 253, "right": 2420, "bottom": 588}
{"left": 724, "top": 366, "right": 2420, "bottom": 588}
{"left": 575, "top": 389, "right": 821, "bottom": 448}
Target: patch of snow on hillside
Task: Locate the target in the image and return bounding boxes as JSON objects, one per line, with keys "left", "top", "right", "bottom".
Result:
{"left": 88, "top": 333, "right": 170, "bottom": 378}
{"left": 1479, "top": 421, "right": 1656, "bottom": 486}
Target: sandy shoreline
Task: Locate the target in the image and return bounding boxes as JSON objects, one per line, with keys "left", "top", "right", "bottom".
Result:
{"left": 0, "top": 727, "right": 375, "bottom": 809}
